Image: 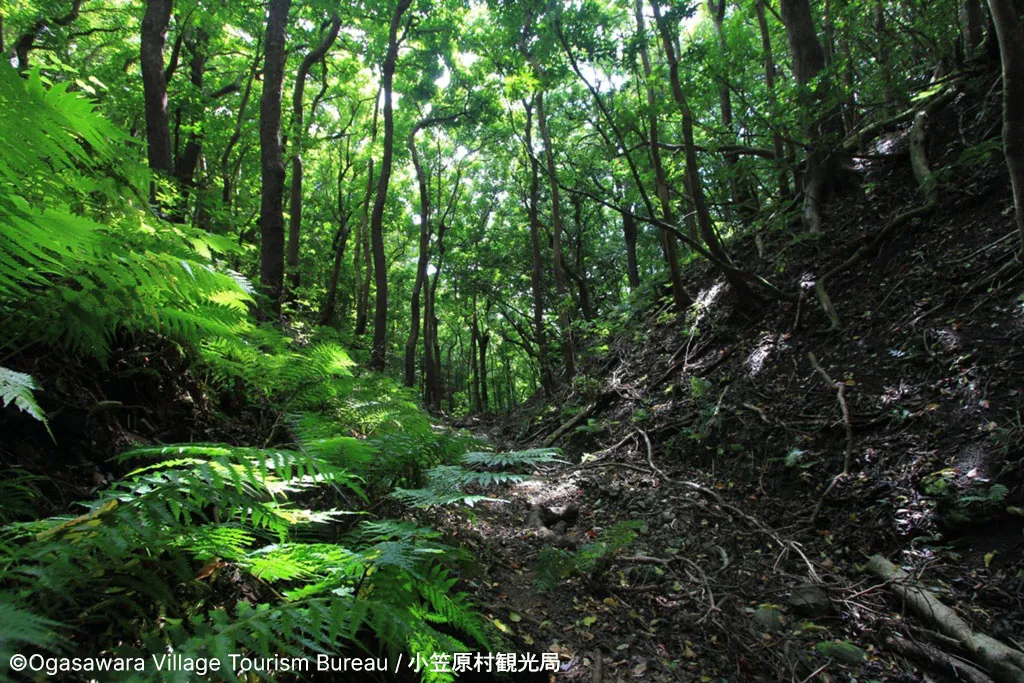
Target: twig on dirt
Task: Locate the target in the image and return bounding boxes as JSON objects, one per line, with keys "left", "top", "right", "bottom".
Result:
{"left": 741, "top": 402, "right": 771, "bottom": 424}
{"left": 620, "top": 554, "right": 672, "bottom": 565}
{"left": 574, "top": 460, "right": 653, "bottom": 476}
{"left": 680, "top": 479, "right": 822, "bottom": 583}
{"left": 637, "top": 428, "right": 669, "bottom": 482}
{"left": 791, "top": 287, "right": 805, "bottom": 334}
{"left": 592, "top": 649, "right": 603, "bottom": 683}
{"left": 807, "top": 352, "right": 855, "bottom": 526}
{"left": 950, "top": 230, "right": 1018, "bottom": 264}
{"left": 798, "top": 662, "right": 830, "bottom": 683}
{"left": 867, "top": 554, "right": 1024, "bottom": 683}
{"left": 593, "top": 432, "right": 635, "bottom": 458}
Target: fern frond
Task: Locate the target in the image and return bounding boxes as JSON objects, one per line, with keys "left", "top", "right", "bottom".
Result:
{"left": 0, "top": 366, "right": 48, "bottom": 428}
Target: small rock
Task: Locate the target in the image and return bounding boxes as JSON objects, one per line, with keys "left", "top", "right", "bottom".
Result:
{"left": 788, "top": 585, "right": 832, "bottom": 618}
{"left": 752, "top": 606, "right": 786, "bottom": 633}
{"left": 659, "top": 509, "right": 676, "bottom": 523}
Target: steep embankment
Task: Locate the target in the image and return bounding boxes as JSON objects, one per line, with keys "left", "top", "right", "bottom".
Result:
{"left": 434, "top": 71, "right": 1024, "bottom": 682}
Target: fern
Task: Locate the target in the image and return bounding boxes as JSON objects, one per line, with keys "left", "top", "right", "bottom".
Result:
{"left": 0, "top": 366, "right": 49, "bottom": 431}
{"left": 392, "top": 448, "right": 563, "bottom": 508}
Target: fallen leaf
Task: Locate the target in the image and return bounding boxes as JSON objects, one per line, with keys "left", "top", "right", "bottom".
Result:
{"left": 582, "top": 616, "right": 597, "bottom": 627}
{"left": 509, "top": 613, "right": 522, "bottom": 623}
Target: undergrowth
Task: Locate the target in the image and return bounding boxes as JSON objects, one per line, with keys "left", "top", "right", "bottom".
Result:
{"left": 0, "top": 64, "right": 550, "bottom": 681}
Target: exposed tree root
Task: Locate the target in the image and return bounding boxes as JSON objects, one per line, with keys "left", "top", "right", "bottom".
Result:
{"left": 867, "top": 555, "right": 1024, "bottom": 683}
{"left": 807, "top": 352, "right": 855, "bottom": 525}
{"left": 887, "top": 635, "right": 996, "bottom": 683}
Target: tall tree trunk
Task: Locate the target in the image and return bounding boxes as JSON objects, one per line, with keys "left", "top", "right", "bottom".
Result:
{"left": 172, "top": 28, "right": 207, "bottom": 222}
{"left": 522, "top": 99, "right": 555, "bottom": 395}
{"left": 622, "top": 207, "right": 642, "bottom": 290}
{"left": 479, "top": 317, "right": 490, "bottom": 413}
{"left": 286, "top": 14, "right": 341, "bottom": 297}
{"left": 536, "top": 91, "right": 576, "bottom": 380}
{"left": 470, "top": 302, "right": 482, "bottom": 411}
{"left": 755, "top": 0, "right": 791, "bottom": 199}
{"left": 779, "top": 0, "right": 837, "bottom": 234}
{"left": 320, "top": 144, "right": 353, "bottom": 326}
{"left": 709, "top": 0, "right": 757, "bottom": 220}
{"left": 652, "top": 1, "right": 762, "bottom": 311}
{"left": 258, "top": 0, "right": 291, "bottom": 316}
{"left": 424, "top": 222, "right": 447, "bottom": 412}
{"left": 570, "top": 193, "right": 595, "bottom": 321}
{"left": 963, "top": 0, "right": 986, "bottom": 58}
{"left": 141, "top": 0, "right": 174, "bottom": 181}
{"left": 369, "top": 0, "right": 412, "bottom": 370}
{"left": 634, "top": 0, "right": 693, "bottom": 313}
{"left": 221, "top": 39, "right": 261, "bottom": 208}
{"left": 987, "top": 0, "right": 1024, "bottom": 254}
{"left": 405, "top": 124, "right": 431, "bottom": 387}
{"left": 354, "top": 158, "right": 375, "bottom": 336}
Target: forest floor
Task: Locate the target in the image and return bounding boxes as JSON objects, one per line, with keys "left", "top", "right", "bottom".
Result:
{"left": 422, "top": 99, "right": 1024, "bottom": 681}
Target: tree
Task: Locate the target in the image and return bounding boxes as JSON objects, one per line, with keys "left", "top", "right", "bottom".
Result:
{"left": 369, "top": 0, "right": 413, "bottom": 370}
{"left": 285, "top": 13, "right": 341, "bottom": 297}
{"left": 779, "top": 0, "right": 839, "bottom": 234}
{"left": 259, "top": 0, "right": 291, "bottom": 315}
{"left": 987, "top": 0, "right": 1024, "bottom": 255}
{"left": 141, "top": 0, "right": 174, "bottom": 180}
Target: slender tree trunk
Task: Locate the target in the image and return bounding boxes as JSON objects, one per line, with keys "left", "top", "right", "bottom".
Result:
{"left": 286, "top": 14, "right": 340, "bottom": 297}
{"left": 221, "top": 39, "right": 261, "bottom": 208}
{"left": 709, "top": 0, "right": 757, "bottom": 220}
{"left": 634, "top": 0, "right": 693, "bottom": 313}
{"left": 987, "top": 0, "right": 1024, "bottom": 254}
{"left": 963, "top": 0, "right": 986, "bottom": 58}
{"left": 479, "top": 321, "right": 490, "bottom": 413}
{"left": 141, "top": 0, "right": 174, "bottom": 180}
{"left": 755, "top": 0, "right": 796, "bottom": 198}
{"left": 405, "top": 124, "right": 430, "bottom": 387}
{"left": 536, "top": 91, "right": 576, "bottom": 380}
{"left": 354, "top": 158, "right": 375, "bottom": 336}
{"left": 622, "top": 207, "right": 642, "bottom": 290}
{"left": 522, "top": 100, "right": 555, "bottom": 395}
{"left": 369, "top": 0, "right": 412, "bottom": 370}
{"left": 424, "top": 222, "right": 446, "bottom": 411}
{"left": 172, "top": 29, "right": 207, "bottom": 222}
{"left": 258, "top": 0, "right": 291, "bottom": 315}
{"left": 320, "top": 145, "right": 353, "bottom": 326}
{"left": 652, "top": 1, "right": 762, "bottom": 310}
{"left": 471, "top": 303, "right": 482, "bottom": 411}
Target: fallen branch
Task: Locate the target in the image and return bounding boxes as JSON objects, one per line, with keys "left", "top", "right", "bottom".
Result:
{"left": 542, "top": 392, "right": 615, "bottom": 447}
{"left": 866, "top": 555, "right": 1024, "bottom": 683}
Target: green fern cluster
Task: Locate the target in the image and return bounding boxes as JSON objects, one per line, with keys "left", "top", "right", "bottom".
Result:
{"left": 393, "top": 447, "right": 565, "bottom": 508}
{"left": 0, "top": 442, "right": 490, "bottom": 680}
{"left": 0, "top": 66, "right": 252, "bottom": 366}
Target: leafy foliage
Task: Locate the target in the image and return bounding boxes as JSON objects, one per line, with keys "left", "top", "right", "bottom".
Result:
{"left": 535, "top": 521, "right": 642, "bottom": 590}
